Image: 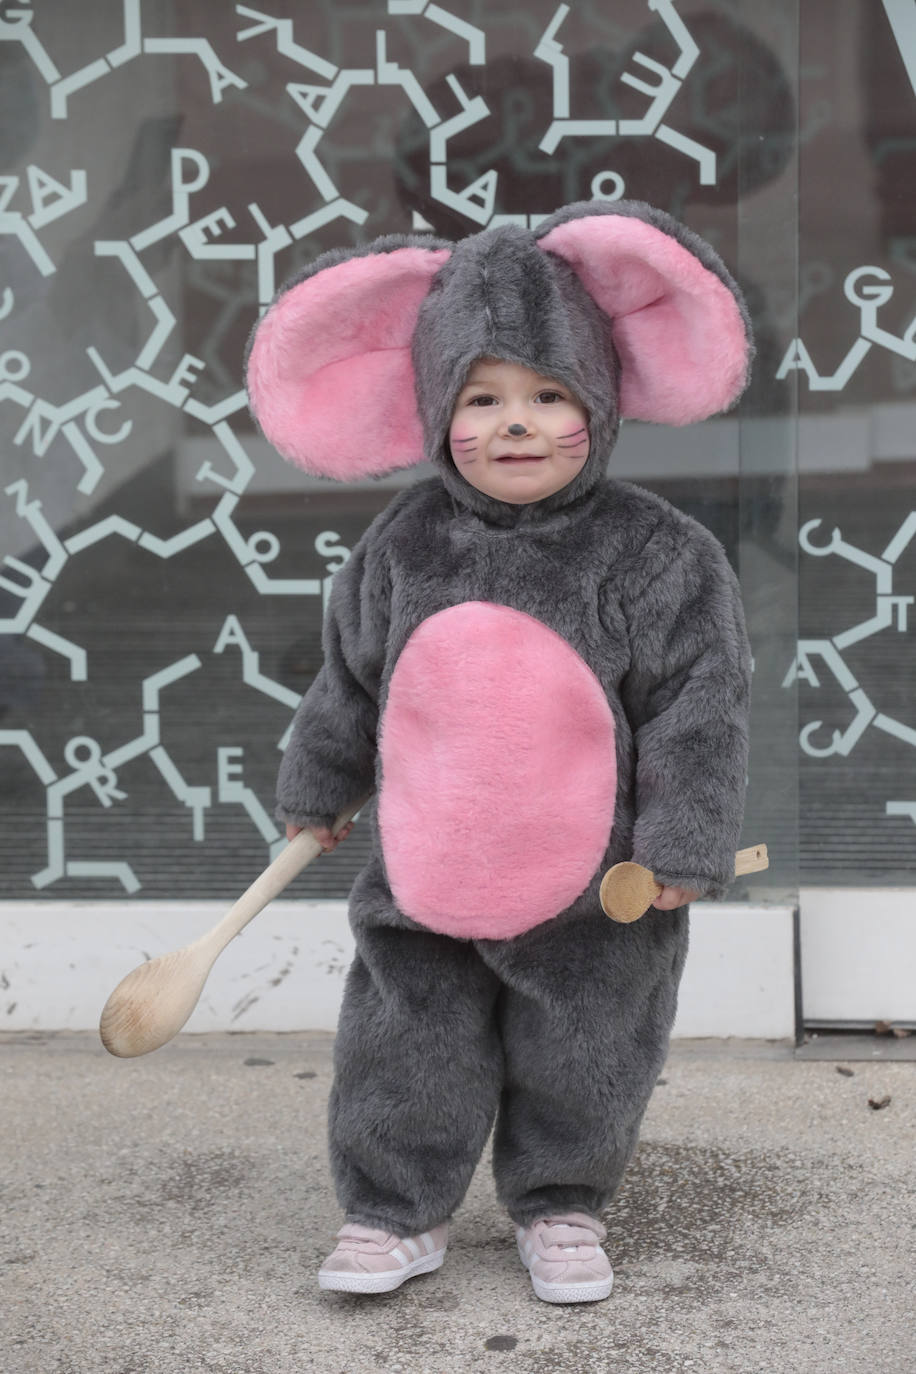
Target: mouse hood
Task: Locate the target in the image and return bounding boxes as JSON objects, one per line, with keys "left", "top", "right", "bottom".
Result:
{"left": 246, "top": 200, "right": 753, "bottom": 525}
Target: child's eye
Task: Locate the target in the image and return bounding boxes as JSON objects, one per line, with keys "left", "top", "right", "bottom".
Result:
{"left": 536, "top": 390, "right": 564, "bottom": 404}
{"left": 468, "top": 394, "right": 497, "bottom": 406}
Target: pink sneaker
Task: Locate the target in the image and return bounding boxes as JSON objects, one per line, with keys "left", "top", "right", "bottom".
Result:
{"left": 516, "top": 1212, "right": 614, "bottom": 1304}
{"left": 318, "top": 1221, "right": 448, "bottom": 1293}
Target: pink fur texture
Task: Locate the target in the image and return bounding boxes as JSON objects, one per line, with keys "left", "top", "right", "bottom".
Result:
{"left": 247, "top": 248, "right": 450, "bottom": 477}
{"left": 378, "top": 603, "right": 617, "bottom": 939}
{"left": 538, "top": 217, "right": 747, "bottom": 424}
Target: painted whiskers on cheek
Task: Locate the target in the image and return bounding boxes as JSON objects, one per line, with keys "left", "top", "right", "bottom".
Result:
{"left": 450, "top": 432, "right": 479, "bottom": 464}
{"left": 556, "top": 426, "right": 588, "bottom": 450}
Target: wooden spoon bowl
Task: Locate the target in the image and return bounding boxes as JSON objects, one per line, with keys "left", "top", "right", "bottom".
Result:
{"left": 99, "top": 801, "right": 364, "bottom": 1058}
{"left": 599, "top": 845, "right": 769, "bottom": 923}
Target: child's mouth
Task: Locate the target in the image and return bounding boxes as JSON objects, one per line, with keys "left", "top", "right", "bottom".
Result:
{"left": 496, "top": 454, "right": 546, "bottom": 463}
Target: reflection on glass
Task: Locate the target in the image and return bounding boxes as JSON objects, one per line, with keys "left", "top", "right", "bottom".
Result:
{"left": 1, "top": 0, "right": 802, "bottom": 902}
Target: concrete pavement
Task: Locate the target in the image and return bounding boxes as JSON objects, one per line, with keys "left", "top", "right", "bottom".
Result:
{"left": 2, "top": 1032, "right": 913, "bottom": 1374}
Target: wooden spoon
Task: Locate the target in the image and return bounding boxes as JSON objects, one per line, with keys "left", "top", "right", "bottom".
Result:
{"left": 599, "top": 844, "right": 769, "bottom": 923}
{"left": 99, "top": 802, "right": 364, "bottom": 1058}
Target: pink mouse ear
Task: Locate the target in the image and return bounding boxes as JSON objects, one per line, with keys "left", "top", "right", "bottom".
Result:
{"left": 537, "top": 213, "right": 750, "bottom": 425}
{"left": 246, "top": 245, "right": 451, "bottom": 478}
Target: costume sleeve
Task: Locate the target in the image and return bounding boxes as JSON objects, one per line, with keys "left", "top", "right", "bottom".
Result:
{"left": 619, "top": 518, "right": 752, "bottom": 899}
{"left": 275, "top": 520, "right": 392, "bottom": 830}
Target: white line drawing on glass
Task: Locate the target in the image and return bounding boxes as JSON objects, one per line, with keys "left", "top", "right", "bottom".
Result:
{"left": 776, "top": 265, "right": 916, "bottom": 391}
{"left": 387, "top": 1, "right": 486, "bottom": 63}
{"left": 783, "top": 517, "right": 916, "bottom": 825}
{"left": 1, "top": 348, "right": 129, "bottom": 497}
{"left": 0, "top": 161, "right": 88, "bottom": 278}
{"left": 0, "top": 0, "right": 246, "bottom": 118}
{"left": 536, "top": 0, "right": 712, "bottom": 186}
{"left": 237, "top": 0, "right": 713, "bottom": 239}
{"left": 882, "top": 0, "right": 916, "bottom": 98}
{"left": 0, "top": 0, "right": 721, "bottom": 894}
{"left": 0, "top": 513, "right": 348, "bottom": 891}
{"left": 213, "top": 613, "right": 302, "bottom": 755}
{"left": 1, "top": 654, "right": 208, "bottom": 893}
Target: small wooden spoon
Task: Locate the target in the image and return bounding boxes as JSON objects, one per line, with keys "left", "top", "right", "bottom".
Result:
{"left": 99, "top": 802, "right": 363, "bottom": 1058}
{"left": 599, "top": 844, "right": 769, "bottom": 923}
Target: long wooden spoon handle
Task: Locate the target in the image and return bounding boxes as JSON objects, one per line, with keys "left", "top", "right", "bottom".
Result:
{"left": 98, "top": 799, "right": 367, "bottom": 1058}
{"left": 734, "top": 843, "right": 768, "bottom": 876}
{"left": 188, "top": 797, "right": 367, "bottom": 956}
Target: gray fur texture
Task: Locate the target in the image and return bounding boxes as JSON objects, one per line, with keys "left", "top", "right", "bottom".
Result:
{"left": 331, "top": 856, "right": 688, "bottom": 1232}
{"left": 256, "top": 201, "right": 753, "bottom": 1235}
{"left": 411, "top": 221, "right": 621, "bottom": 522}
{"left": 277, "top": 478, "right": 750, "bottom": 897}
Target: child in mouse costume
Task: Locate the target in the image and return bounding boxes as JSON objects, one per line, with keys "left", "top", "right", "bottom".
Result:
{"left": 245, "top": 199, "right": 753, "bottom": 1303}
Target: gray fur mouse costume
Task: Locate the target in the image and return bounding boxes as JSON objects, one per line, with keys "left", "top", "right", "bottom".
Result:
{"left": 246, "top": 200, "right": 753, "bottom": 1235}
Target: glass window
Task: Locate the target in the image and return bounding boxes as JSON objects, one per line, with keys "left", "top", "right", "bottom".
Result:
{"left": 789, "top": 0, "right": 916, "bottom": 885}
{"left": 0, "top": 0, "right": 798, "bottom": 904}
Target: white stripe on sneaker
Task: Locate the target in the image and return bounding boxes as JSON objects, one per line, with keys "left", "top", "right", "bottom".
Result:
{"left": 516, "top": 1216, "right": 613, "bottom": 1304}
{"left": 318, "top": 1223, "right": 448, "bottom": 1294}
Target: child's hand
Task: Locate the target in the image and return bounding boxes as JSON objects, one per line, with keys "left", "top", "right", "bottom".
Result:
{"left": 651, "top": 884, "right": 700, "bottom": 910}
{"left": 286, "top": 821, "right": 354, "bottom": 853}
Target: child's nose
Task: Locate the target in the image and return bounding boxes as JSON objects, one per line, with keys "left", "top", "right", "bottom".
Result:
{"left": 507, "top": 423, "right": 528, "bottom": 437}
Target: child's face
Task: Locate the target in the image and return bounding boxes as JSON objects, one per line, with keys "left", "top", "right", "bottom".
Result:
{"left": 448, "top": 360, "right": 590, "bottom": 505}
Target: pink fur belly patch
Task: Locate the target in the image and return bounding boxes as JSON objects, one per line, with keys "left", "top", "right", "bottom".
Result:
{"left": 378, "top": 602, "right": 617, "bottom": 939}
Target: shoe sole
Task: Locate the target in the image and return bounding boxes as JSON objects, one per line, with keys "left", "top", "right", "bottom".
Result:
{"left": 518, "top": 1242, "right": 614, "bottom": 1304}
{"left": 529, "top": 1272, "right": 614, "bottom": 1303}
{"left": 318, "top": 1248, "right": 446, "bottom": 1294}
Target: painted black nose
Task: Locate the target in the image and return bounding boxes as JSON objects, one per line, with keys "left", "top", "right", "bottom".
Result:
{"left": 507, "top": 423, "right": 528, "bottom": 436}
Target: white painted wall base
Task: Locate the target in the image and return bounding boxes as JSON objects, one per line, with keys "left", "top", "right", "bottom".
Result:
{"left": 1, "top": 900, "right": 797, "bottom": 1040}
{"left": 800, "top": 889, "right": 916, "bottom": 1025}
{"left": 673, "top": 904, "right": 796, "bottom": 1037}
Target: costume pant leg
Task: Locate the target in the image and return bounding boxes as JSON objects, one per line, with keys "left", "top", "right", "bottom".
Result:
{"left": 478, "top": 899, "right": 689, "bottom": 1227}
{"left": 328, "top": 858, "right": 503, "bottom": 1236}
